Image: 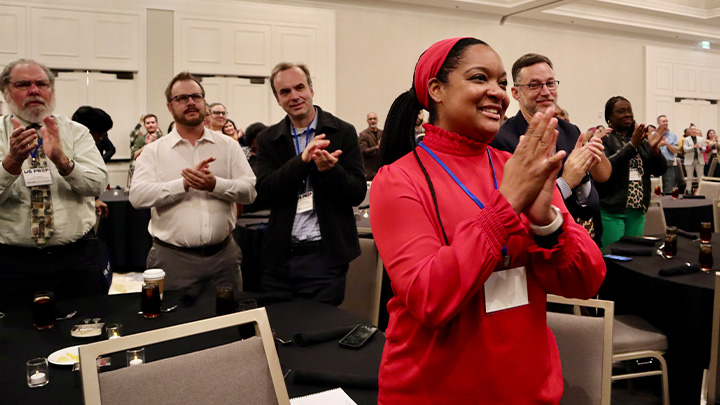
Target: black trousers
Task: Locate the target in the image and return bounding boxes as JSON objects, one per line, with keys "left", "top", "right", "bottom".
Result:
{"left": 0, "top": 236, "right": 107, "bottom": 309}
{"left": 261, "top": 251, "right": 348, "bottom": 306}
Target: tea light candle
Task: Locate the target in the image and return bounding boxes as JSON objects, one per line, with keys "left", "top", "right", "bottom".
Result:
{"left": 109, "top": 331, "right": 120, "bottom": 339}
{"left": 30, "top": 371, "right": 46, "bottom": 385}
{"left": 129, "top": 357, "right": 143, "bottom": 366}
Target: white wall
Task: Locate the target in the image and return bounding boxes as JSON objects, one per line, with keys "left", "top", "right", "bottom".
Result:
{"left": 9, "top": 0, "right": 720, "bottom": 137}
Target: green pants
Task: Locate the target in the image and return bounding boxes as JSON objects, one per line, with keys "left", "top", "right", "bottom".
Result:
{"left": 600, "top": 208, "right": 646, "bottom": 247}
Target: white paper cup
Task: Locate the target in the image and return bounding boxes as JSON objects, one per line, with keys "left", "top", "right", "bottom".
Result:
{"left": 143, "top": 269, "right": 165, "bottom": 299}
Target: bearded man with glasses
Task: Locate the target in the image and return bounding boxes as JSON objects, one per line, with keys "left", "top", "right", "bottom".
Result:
{"left": 130, "top": 72, "right": 256, "bottom": 293}
{"left": 491, "top": 53, "right": 612, "bottom": 246}
{"left": 0, "top": 58, "right": 109, "bottom": 306}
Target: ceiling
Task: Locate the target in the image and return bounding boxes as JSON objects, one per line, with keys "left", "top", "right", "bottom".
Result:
{"left": 386, "top": 0, "right": 720, "bottom": 44}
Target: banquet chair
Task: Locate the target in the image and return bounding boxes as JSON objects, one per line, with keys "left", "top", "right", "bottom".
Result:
{"left": 546, "top": 294, "right": 613, "bottom": 405}
{"left": 705, "top": 272, "right": 720, "bottom": 403}
{"left": 698, "top": 179, "right": 720, "bottom": 200}
{"left": 612, "top": 315, "right": 669, "bottom": 405}
{"left": 643, "top": 205, "right": 667, "bottom": 235}
{"left": 714, "top": 199, "right": 720, "bottom": 233}
{"left": 708, "top": 157, "right": 718, "bottom": 178}
{"left": 676, "top": 159, "right": 687, "bottom": 190}
{"left": 340, "top": 237, "right": 383, "bottom": 325}
{"left": 79, "top": 308, "right": 289, "bottom": 405}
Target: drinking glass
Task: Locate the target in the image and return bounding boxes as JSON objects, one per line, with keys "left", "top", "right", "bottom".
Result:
{"left": 216, "top": 284, "right": 237, "bottom": 316}
{"left": 33, "top": 291, "right": 55, "bottom": 330}
{"left": 141, "top": 284, "right": 160, "bottom": 319}
{"left": 700, "top": 222, "right": 712, "bottom": 243}
{"left": 662, "top": 227, "right": 677, "bottom": 258}
{"left": 699, "top": 243, "right": 713, "bottom": 273}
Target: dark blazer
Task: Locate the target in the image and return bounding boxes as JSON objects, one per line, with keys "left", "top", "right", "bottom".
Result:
{"left": 255, "top": 106, "right": 366, "bottom": 270}
{"left": 491, "top": 111, "right": 600, "bottom": 222}
{"left": 597, "top": 132, "right": 667, "bottom": 213}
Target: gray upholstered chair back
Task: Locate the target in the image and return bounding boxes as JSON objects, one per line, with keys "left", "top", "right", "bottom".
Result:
{"left": 644, "top": 205, "right": 667, "bottom": 235}
{"left": 99, "top": 337, "right": 278, "bottom": 405}
{"left": 79, "top": 308, "right": 289, "bottom": 405}
{"left": 340, "top": 238, "right": 382, "bottom": 325}
{"left": 546, "top": 295, "right": 613, "bottom": 405}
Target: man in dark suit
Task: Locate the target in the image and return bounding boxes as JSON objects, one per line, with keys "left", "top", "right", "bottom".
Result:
{"left": 255, "top": 62, "right": 366, "bottom": 305}
{"left": 491, "top": 53, "right": 611, "bottom": 245}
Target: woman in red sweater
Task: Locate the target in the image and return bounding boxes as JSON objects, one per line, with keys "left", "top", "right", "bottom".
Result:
{"left": 370, "top": 37, "right": 606, "bottom": 403}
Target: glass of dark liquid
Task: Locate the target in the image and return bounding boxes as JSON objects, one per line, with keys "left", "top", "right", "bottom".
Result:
{"left": 671, "top": 187, "right": 679, "bottom": 199}
{"left": 700, "top": 222, "right": 712, "bottom": 243}
{"left": 654, "top": 186, "right": 662, "bottom": 196}
{"left": 699, "top": 242, "right": 713, "bottom": 273}
{"left": 662, "top": 226, "right": 678, "bottom": 258}
{"left": 141, "top": 284, "right": 161, "bottom": 319}
{"left": 216, "top": 284, "right": 237, "bottom": 316}
{"left": 33, "top": 291, "right": 55, "bottom": 330}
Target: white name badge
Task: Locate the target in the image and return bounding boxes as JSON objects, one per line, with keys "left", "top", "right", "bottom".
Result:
{"left": 296, "top": 191, "right": 314, "bottom": 213}
{"left": 629, "top": 169, "right": 641, "bottom": 182}
{"left": 484, "top": 266, "right": 529, "bottom": 313}
{"left": 23, "top": 167, "right": 52, "bottom": 187}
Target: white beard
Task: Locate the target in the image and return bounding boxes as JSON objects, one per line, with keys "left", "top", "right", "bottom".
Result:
{"left": 5, "top": 93, "right": 55, "bottom": 123}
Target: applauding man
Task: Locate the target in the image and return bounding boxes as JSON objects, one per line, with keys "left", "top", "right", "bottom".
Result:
{"left": 130, "top": 72, "right": 256, "bottom": 292}
{"left": 0, "top": 59, "right": 108, "bottom": 306}
{"left": 491, "top": 53, "right": 611, "bottom": 244}
{"left": 255, "top": 63, "right": 366, "bottom": 305}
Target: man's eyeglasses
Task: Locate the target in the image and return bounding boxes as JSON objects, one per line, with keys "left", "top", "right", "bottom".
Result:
{"left": 10, "top": 80, "right": 51, "bottom": 91}
{"left": 515, "top": 80, "right": 559, "bottom": 92}
{"left": 211, "top": 111, "right": 228, "bottom": 116}
{"left": 170, "top": 93, "right": 205, "bottom": 104}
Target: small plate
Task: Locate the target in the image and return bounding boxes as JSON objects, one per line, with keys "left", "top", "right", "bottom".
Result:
{"left": 71, "top": 323, "right": 103, "bottom": 338}
{"left": 49, "top": 345, "right": 80, "bottom": 366}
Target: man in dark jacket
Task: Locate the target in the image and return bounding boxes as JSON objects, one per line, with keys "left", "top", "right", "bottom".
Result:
{"left": 491, "top": 53, "right": 611, "bottom": 245}
{"left": 255, "top": 62, "right": 366, "bottom": 305}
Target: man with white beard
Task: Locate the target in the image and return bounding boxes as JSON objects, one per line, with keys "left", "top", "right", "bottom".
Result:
{"left": 0, "top": 58, "right": 108, "bottom": 307}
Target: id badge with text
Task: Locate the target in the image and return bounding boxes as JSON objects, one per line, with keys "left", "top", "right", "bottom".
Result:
{"left": 296, "top": 191, "right": 314, "bottom": 213}
{"left": 23, "top": 167, "right": 52, "bottom": 187}
{"left": 484, "top": 266, "right": 529, "bottom": 313}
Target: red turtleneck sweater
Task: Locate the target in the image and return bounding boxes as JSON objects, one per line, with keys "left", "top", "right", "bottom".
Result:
{"left": 370, "top": 124, "right": 606, "bottom": 404}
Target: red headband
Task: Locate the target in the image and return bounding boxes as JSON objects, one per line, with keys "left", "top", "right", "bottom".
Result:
{"left": 413, "top": 37, "right": 468, "bottom": 110}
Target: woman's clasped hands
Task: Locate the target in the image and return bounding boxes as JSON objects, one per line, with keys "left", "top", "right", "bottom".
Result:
{"left": 499, "top": 107, "right": 566, "bottom": 226}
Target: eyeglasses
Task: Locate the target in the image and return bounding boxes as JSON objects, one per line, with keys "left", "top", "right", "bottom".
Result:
{"left": 211, "top": 111, "right": 228, "bottom": 116}
{"left": 515, "top": 80, "right": 559, "bottom": 92}
{"left": 170, "top": 93, "right": 205, "bottom": 104}
{"left": 10, "top": 80, "right": 51, "bottom": 91}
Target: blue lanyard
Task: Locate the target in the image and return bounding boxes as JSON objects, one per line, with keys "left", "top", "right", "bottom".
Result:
{"left": 418, "top": 141, "right": 507, "bottom": 257}
{"left": 418, "top": 142, "right": 498, "bottom": 206}
{"left": 291, "top": 126, "right": 313, "bottom": 155}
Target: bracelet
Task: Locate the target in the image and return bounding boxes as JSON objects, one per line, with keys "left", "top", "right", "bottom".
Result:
{"left": 529, "top": 205, "right": 563, "bottom": 236}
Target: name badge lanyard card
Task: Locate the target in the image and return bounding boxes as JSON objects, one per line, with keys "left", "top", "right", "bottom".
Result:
{"left": 418, "top": 142, "right": 509, "bottom": 267}
{"left": 293, "top": 125, "right": 314, "bottom": 203}
{"left": 30, "top": 135, "right": 43, "bottom": 168}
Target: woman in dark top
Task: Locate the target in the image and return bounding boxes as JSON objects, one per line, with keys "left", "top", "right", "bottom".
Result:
{"left": 597, "top": 96, "right": 666, "bottom": 246}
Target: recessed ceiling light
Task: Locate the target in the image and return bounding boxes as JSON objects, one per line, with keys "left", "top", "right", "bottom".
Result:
{"left": 701, "top": 41, "right": 710, "bottom": 49}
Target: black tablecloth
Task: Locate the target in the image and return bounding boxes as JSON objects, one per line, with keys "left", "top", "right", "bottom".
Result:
{"left": 656, "top": 195, "right": 714, "bottom": 232}
{"left": 98, "top": 190, "right": 152, "bottom": 273}
{"left": 601, "top": 236, "right": 716, "bottom": 404}
{"left": 0, "top": 289, "right": 382, "bottom": 404}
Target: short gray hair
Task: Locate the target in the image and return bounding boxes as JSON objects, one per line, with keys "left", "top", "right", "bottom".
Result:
{"left": 0, "top": 58, "right": 55, "bottom": 93}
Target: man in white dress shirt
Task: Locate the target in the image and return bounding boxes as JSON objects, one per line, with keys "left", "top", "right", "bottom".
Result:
{"left": 130, "top": 72, "right": 256, "bottom": 292}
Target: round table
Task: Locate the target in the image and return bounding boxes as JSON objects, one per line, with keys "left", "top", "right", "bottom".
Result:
{"left": 655, "top": 195, "right": 713, "bottom": 232}
{"left": 601, "top": 235, "right": 717, "bottom": 404}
